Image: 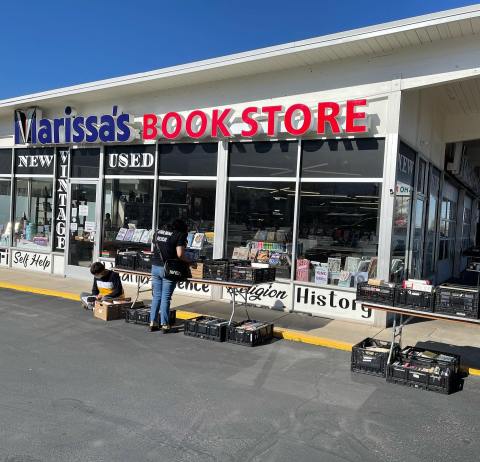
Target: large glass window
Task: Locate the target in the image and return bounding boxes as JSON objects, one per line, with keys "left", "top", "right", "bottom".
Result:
{"left": 0, "top": 179, "right": 11, "bottom": 246}
{"left": 439, "top": 198, "right": 457, "bottom": 261}
{"left": 71, "top": 148, "right": 100, "bottom": 178}
{"left": 462, "top": 200, "right": 472, "bottom": 251}
{"left": 391, "top": 143, "right": 416, "bottom": 282}
{"left": 229, "top": 141, "right": 297, "bottom": 177}
{"left": 296, "top": 183, "right": 381, "bottom": 287}
{"left": 409, "top": 158, "right": 428, "bottom": 279}
{"left": 158, "top": 143, "right": 217, "bottom": 176}
{"left": 0, "top": 149, "right": 12, "bottom": 175}
{"left": 423, "top": 168, "right": 440, "bottom": 278}
{"left": 14, "top": 179, "right": 53, "bottom": 250}
{"left": 226, "top": 181, "right": 295, "bottom": 279}
{"left": 157, "top": 180, "right": 216, "bottom": 259}
{"left": 102, "top": 179, "right": 154, "bottom": 257}
{"left": 301, "top": 138, "right": 384, "bottom": 178}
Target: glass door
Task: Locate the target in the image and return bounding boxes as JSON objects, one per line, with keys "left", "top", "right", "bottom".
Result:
{"left": 66, "top": 180, "right": 100, "bottom": 278}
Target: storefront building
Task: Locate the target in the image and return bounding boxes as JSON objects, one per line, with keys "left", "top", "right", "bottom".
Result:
{"left": 1, "top": 6, "right": 480, "bottom": 326}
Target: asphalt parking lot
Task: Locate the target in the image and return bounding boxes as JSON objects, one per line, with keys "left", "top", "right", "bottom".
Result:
{"left": 0, "top": 288, "right": 479, "bottom": 462}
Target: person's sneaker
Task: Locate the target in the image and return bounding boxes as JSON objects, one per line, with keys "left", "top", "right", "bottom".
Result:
{"left": 149, "top": 323, "right": 160, "bottom": 332}
{"left": 161, "top": 325, "right": 170, "bottom": 334}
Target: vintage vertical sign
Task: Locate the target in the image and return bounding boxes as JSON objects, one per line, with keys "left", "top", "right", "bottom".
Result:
{"left": 54, "top": 149, "right": 69, "bottom": 251}
{"left": 0, "top": 248, "right": 9, "bottom": 267}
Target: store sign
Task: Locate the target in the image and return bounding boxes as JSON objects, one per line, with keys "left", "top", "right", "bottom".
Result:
{"left": 15, "top": 148, "right": 55, "bottom": 175}
{"left": 395, "top": 181, "right": 412, "bottom": 197}
{"left": 14, "top": 99, "right": 369, "bottom": 146}
{"left": 12, "top": 250, "right": 52, "bottom": 272}
{"left": 104, "top": 145, "right": 156, "bottom": 175}
{"left": 0, "top": 248, "right": 9, "bottom": 267}
{"left": 294, "top": 285, "right": 373, "bottom": 322}
{"left": 223, "top": 282, "right": 291, "bottom": 309}
{"left": 176, "top": 280, "right": 211, "bottom": 297}
{"left": 108, "top": 152, "right": 154, "bottom": 169}
{"left": 143, "top": 100, "right": 368, "bottom": 140}
{"left": 54, "top": 150, "right": 69, "bottom": 251}
{"left": 14, "top": 106, "right": 137, "bottom": 145}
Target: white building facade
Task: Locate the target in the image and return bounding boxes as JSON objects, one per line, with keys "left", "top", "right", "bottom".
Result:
{"left": 1, "top": 6, "right": 480, "bottom": 326}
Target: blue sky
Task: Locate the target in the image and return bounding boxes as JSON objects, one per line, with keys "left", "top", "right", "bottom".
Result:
{"left": 0, "top": 0, "right": 477, "bottom": 99}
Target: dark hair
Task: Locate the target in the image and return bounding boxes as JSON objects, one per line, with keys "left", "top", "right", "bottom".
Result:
{"left": 90, "top": 261, "right": 106, "bottom": 275}
{"left": 172, "top": 219, "right": 188, "bottom": 233}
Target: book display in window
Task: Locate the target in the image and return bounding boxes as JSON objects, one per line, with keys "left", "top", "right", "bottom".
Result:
{"left": 124, "top": 228, "right": 135, "bottom": 242}
{"left": 115, "top": 228, "right": 128, "bottom": 241}
{"left": 191, "top": 233, "right": 205, "bottom": 249}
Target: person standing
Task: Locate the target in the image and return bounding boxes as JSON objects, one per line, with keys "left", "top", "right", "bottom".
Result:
{"left": 150, "top": 219, "right": 190, "bottom": 333}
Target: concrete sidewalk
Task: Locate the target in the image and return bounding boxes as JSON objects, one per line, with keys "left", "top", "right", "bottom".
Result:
{"left": 1, "top": 267, "right": 480, "bottom": 372}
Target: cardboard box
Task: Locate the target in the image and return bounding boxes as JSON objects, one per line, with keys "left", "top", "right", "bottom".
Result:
{"left": 190, "top": 262, "right": 204, "bottom": 279}
{"left": 94, "top": 301, "right": 125, "bottom": 321}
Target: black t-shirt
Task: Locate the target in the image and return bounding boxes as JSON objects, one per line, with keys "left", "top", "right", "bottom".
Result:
{"left": 152, "top": 228, "right": 188, "bottom": 265}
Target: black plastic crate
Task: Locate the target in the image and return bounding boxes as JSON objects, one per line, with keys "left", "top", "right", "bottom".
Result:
{"left": 229, "top": 266, "right": 277, "bottom": 283}
{"left": 203, "top": 260, "right": 230, "bottom": 281}
{"left": 351, "top": 338, "right": 400, "bottom": 377}
{"left": 125, "top": 307, "right": 176, "bottom": 325}
{"left": 356, "top": 282, "right": 396, "bottom": 306}
{"left": 136, "top": 252, "right": 153, "bottom": 273}
{"left": 125, "top": 307, "right": 138, "bottom": 323}
{"left": 394, "top": 288, "right": 434, "bottom": 312}
{"left": 262, "top": 268, "right": 276, "bottom": 282}
{"left": 229, "top": 266, "right": 263, "bottom": 283}
{"left": 386, "top": 346, "right": 461, "bottom": 394}
{"left": 434, "top": 285, "right": 480, "bottom": 319}
{"left": 183, "top": 315, "right": 231, "bottom": 342}
{"left": 115, "top": 251, "right": 138, "bottom": 270}
{"left": 227, "top": 320, "right": 274, "bottom": 347}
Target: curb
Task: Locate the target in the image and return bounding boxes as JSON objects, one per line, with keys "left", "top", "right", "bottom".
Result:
{"left": 1, "top": 281, "right": 479, "bottom": 377}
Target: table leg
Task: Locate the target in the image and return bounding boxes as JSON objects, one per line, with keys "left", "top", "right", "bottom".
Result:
{"left": 387, "top": 314, "right": 397, "bottom": 365}
{"left": 131, "top": 276, "right": 141, "bottom": 309}
{"left": 229, "top": 288, "right": 236, "bottom": 325}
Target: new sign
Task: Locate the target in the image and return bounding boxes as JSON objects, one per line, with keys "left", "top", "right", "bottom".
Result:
{"left": 15, "top": 99, "right": 369, "bottom": 146}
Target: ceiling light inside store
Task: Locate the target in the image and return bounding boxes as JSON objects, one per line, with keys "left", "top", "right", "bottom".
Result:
{"left": 237, "top": 186, "right": 277, "bottom": 191}
{"left": 327, "top": 213, "right": 365, "bottom": 216}
{"left": 330, "top": 201, "right": 379, "bottom": 205}
{"left": 232, "top": 164, "right": 292, "bottom": 172}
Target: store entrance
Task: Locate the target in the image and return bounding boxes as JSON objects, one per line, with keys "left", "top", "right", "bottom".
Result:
{"left": 65, "top": 180, "right": 100, "bottom": 279}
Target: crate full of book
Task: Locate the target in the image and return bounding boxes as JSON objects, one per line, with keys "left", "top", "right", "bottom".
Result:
{"left": 386, "top": 347, "right": 460, "bottom": 394}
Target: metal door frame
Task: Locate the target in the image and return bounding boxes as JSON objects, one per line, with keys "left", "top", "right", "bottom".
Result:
{"left": 64, "top": 179, "right": 101, "bottom": 280}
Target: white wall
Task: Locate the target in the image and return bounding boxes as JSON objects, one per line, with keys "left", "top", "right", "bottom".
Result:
{"left": 399, "top": 89, "right": 446, "bottom": 167}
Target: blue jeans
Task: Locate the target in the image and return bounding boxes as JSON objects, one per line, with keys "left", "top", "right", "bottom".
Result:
{"left": 150, "top": 265, "right": 176, "bottom": 326}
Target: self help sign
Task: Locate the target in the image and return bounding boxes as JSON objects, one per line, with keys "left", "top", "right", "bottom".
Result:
{"left": 13, "top": 251, "right": 51, "bottom": 271}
